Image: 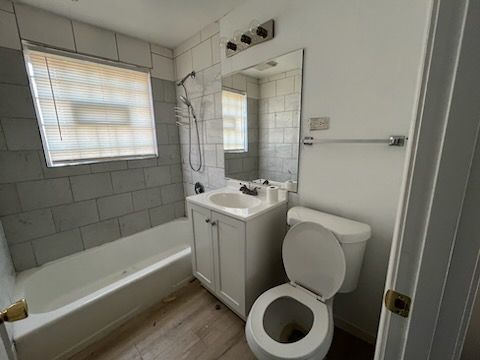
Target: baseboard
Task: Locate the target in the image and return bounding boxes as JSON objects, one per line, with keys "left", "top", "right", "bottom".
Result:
{"left": 334, "top": 316, "right": 377, "bottom": 345}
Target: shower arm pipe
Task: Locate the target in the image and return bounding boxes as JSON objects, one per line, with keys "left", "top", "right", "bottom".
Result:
{"left": 177, "top": 71, "right": 196, "bottom": 86}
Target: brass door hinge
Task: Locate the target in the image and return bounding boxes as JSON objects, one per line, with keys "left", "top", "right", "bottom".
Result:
{"left": 385, "top": 289, "right": 411, "bottom": 318}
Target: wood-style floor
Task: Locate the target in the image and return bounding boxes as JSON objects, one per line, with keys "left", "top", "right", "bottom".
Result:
{"left": 70, "top": 280, "right": 374, "bottom": 360}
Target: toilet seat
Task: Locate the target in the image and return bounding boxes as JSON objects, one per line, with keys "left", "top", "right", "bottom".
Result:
{"left": 246, "top": 222, "right": 348, "bottom": 359}
{"left": 246, "top": 283, "right": 332, "bottom": 360}
{"left": 283, "top": 222, "right": 346, "bottom": 301}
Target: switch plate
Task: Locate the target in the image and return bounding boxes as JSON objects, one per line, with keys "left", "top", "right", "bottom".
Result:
{"left": 310, "top": 117, "right": 330, "bottom": 131}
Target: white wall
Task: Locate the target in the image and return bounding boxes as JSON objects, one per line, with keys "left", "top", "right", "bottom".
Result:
{"left": 220, "top": 0, "right": 432, "bottom": 337}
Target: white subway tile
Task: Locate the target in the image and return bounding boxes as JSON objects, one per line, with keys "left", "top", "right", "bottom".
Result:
{"left": 286, "top": 69, "right": 301, "bottom": 77}
{"left": 175, "top": 50, "right": 193, "bottom": 80}
{"left": 174, "top": 32, "right": 201, "bottom": 57}
{"left": 294, "top": 75, "right": 302, "bottom": 93}
{"left": 149, "top": 205, "right": 174, "bottom": 226}
{"left": 150, "top": 43, "right": 173, "bottom": 58}
{"left": 72, "top": 21, "right": 118, "bottom": 60}
{"left": 2, "top": 209, "right": 55, "bottom": 244}
{"left": 275, "top": 112, "right": 293, "bottom": 128}
{"left": 216, "top": 145, "right": 224, "bottom": 168}
{"left": 15, "top": 3, "right": 75, "bottom": 50}
{"left": 116, "top": 33, "right": 152, "bottom": 67}
{"left": 0, "top": 11, "right": 20, "bottom": 50}
{"left": 267, "top": 72, "right": 286, "bottom": 81}
{"left": 0, "top": 184, "right": 21, "bottom": 216}
{"left": 32, "top": 229, "right": 83, "bottom": 265}
{"left": 201, "top": 94, "right": 216, "bottom": 120}
{"left": 232, "top": 74, "right": 247, "bottom": 91}
{"left": 151, "top": 54, "right": 174, "bottom": 81}
{"left": 203, "top": 64, "right": 221, "bottom": 95}
{"left": 260, "top": 81, "right": 276, "bottom": 98}
{"left": 192, "top": 39, "right": 213, "bottom": 71}
{"left": 211, "top": 33, "right": 221, "bottom": 65}
{"left": 247, "top": 81, "right": 259, "bottom": 99}
{"left": 207, "top": 167, "right": 226, "bottom": 189}
{"left": 276, "top": 76, "right": 295, "bottom": 96}
{"left": 259, "top": 113, "right": 275, "bottom": 128}
{"left": 9, "top": 242, "right": 36, "bottom": 271}
{"left": 118, "top": 210, "right": 150, "bottom": 237}
{"left": 222, "top": 74, "right": 233, "bottom": 88}
{"left": 285, "top": 93, "right": 300, "bottom": 111}
{"left": 204, "top": 145, "right": 217, "bottom": 167}
{"left": 269, "top": 96, "right": 285, "bottom": 113}
{"left": 201, "top": 22, "right": 219, "bottom": 41}
{"left": 284, "top": 128, "right": 299, "bottom": 143}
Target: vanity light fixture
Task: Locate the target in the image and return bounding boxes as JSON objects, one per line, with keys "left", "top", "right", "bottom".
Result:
{"left": 222, "top": 19, "right": 275, "bottom": 58}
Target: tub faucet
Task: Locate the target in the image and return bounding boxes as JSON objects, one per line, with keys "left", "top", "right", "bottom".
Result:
{"left": 239, "top": 183, "right": 259, "bottom": 196}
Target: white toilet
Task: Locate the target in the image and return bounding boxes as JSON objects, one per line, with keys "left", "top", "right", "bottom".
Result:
{"left": 245, "top": 206, "right": 371, "bottom": 360}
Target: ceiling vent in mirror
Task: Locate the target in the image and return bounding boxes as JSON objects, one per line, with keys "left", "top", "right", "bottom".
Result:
{"left": 255, "top": 61, "right": 278, "bottom": 71}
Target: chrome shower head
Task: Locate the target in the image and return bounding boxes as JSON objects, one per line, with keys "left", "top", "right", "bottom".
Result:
{"left": 177, "top": 71, "right": 196, "bottom": 86}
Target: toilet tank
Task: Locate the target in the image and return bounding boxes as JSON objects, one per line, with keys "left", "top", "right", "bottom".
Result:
{"left": 287, "top": 207, "right": 371, "bottom": 293}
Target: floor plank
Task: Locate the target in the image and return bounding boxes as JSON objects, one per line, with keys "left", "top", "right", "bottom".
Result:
{"left": 70, "top": 280, "right": 374, "bottom": 360}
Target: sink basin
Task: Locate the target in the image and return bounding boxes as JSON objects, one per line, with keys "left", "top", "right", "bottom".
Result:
{"left": 208, "top": 193, "right": 262, "bottom": 209}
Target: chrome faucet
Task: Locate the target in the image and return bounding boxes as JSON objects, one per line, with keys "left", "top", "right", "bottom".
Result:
{"left": 239, "top": 183, "right": 260, "bottom": 196}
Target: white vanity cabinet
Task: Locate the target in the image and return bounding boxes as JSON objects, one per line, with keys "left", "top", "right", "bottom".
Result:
{"left": 187, "top": 200, "right": 287, "bottom": 319}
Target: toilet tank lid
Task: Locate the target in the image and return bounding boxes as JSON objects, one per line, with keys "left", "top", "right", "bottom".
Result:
{"left": 287, "top": 207, "right": 371, "bottom": 244}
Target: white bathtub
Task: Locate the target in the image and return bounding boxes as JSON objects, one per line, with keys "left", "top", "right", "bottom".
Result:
{"left": 13, "top": 218, "right": 193, "bottom": 360}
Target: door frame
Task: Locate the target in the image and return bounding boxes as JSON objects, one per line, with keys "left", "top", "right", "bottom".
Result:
{"left": 375, "top": 0, "right": 480, "bottom": 358}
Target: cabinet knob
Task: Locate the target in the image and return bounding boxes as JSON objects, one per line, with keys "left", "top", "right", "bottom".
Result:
{"left": 211, "top": 221, "right": 217, "bottom": 226}
{"left": 205, "top": 219, "right": 210, "bottom": 223}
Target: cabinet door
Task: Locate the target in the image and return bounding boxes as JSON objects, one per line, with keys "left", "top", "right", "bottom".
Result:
{"left": 212, "top": 211, "right": 246, "bottom": 316}
{"left": 189, "top": 204, "right": 215, "bottom": 292}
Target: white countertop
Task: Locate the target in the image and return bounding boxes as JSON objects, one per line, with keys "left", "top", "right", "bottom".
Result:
{"left": 186, "top": 185, "right": 288, "bottom": 221}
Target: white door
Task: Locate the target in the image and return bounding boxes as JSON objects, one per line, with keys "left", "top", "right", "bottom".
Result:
{"left": 212, "top": 211, "right": 246, "bottom": 316}
{"left": 189, "top": 204, "right": 216, "bottom": 292}
{"left": 375, "top": 0, "right": 480, "bottom": 358}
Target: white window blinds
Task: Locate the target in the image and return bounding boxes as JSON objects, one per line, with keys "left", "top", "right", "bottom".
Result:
{"left": 24, "top": 46, "right": 157, "bottom": 167}
{"left": 222, "top": 89, "right": 248, "bottom": 152}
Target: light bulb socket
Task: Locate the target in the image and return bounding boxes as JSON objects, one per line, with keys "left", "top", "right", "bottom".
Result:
{"left": 256, "top": 26, "right": 268, "bottom": 38}
{"left": 240, "top": 34, "right": 252, "bottom": 45}
{"left": 226, "top": 41, "right": 237, "bottom": 51}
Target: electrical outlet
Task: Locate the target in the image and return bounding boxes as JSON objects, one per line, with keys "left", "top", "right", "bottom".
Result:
{"left": 310, "top": 117, "right": 330, "bottom": 131}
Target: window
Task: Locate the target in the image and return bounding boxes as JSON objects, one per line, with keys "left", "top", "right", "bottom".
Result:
{"left": 222, "top": 89, "right": 248, "bottom": 152}
{"left": 24, "top": 45, "right": 157, "bottom": 167}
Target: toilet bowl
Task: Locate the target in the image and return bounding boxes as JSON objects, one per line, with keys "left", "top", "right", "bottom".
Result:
{"left": 245, "top": 207, "right": 371, "bottom": 360}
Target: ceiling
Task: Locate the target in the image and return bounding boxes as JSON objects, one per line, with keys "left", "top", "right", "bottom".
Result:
{"left": 15, "top": 0, "right": 246, "bottom": 48}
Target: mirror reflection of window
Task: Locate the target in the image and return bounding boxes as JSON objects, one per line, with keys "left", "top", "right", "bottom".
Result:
{"left": 221, "top": 49, "right": 303, "bottom": 191}
{"left": 222, "top": 90, "right": 248, "bottom": 153}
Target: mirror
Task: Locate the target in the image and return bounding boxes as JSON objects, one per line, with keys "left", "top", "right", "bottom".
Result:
{"left": 222, "top": 49, "right": 303, "bottom": 191}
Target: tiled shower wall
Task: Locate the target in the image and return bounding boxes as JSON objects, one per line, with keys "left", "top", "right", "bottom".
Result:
{"left": 0, "top": 2, "right": 184, "bottom": 271}
{"left": 173, "top": 23, "right": 226, "bottom": 195}
{"left": 223, "top": 73, "right": 260, "bottom": 181}
{"left": 258, "top": 69, "right": 301, "bottom": 181}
